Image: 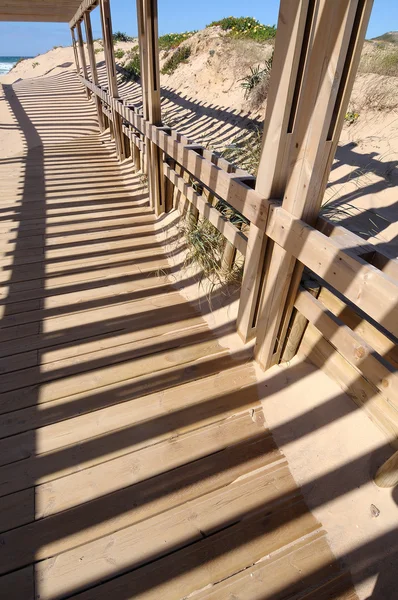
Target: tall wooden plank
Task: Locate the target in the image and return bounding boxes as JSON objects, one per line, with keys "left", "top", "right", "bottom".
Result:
{"left": 84, "top": 10, "right": 105, "bottom": 131}
{"left": 136, "top": 0, "right": 164, "bottom": 215}
{"left": 76, "top": 19, "right": 90, "bottom": 99}
{"left": 70, "top": 26, "right": 80, "bottom": 73}
{"left": 237, "top": 0, "right": 310, "bottom": 342}
{"left": 99, "top": 0, "right": 125, "bottom": 160}
{"left": 254, "top": 0, "right": 374, "bottom": 370}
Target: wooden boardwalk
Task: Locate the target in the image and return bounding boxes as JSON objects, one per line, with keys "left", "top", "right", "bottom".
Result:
{"left": 0, "top": 71, "right": 357, "bottom": 600}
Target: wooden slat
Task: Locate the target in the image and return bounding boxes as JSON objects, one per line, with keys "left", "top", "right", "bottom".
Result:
{"left": 70, "top": 496, "right": 320, "bottom": 600}
{"left": 0, "top": 435, "right": 275, "bottom": 536}
{"left": 192, "top": 532, "right": 342, "bottom": 600}
{"left": 295, "top": 289, "right": 398, "bottom": 409}
{"left": 26, "top": 409, "right": 267, "bottom": 515}
{"left": 267, "top": 207, "right": 398, "bottom": 340}
{"left": 318, "top": 287, "right": 398, "bottom": 370}
{"left": 0, "top": 360, "right": 255, "bottom": 460}
{"left": 35, "top": 465, "right": 296, "bottom": 598}
{"left": 300, "top": 323, "right": 398, "bottom": 448}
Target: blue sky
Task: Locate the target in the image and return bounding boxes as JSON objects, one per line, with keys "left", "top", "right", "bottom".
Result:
{"left": 0, "top": 0, "right": 396, "bottom": 56}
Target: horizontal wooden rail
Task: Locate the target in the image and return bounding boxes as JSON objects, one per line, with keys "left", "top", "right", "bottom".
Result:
{"left": 268, "top": 207, "right": 398, "bottom": 340}
{"left": 70, "top": 0, "right": 98, "bottom": 27}
{"left": 122, "top": 125, "right": 146, "bottom": 153}
{"left": 295, "top": 288, "right": 398, "bottom": 410}
{"left": 317, "top": 216, "right": 398, "bottom": 282}
{"left": 164, "top": 165, "right": 248, "bottom": 256}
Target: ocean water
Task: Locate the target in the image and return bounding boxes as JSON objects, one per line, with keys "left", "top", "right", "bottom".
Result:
{"left": 0, "top": 56, "right": 29, "bottom": 75}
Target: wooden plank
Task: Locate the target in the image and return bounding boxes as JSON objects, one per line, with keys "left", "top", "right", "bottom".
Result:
{"left": 84, "top": 10, "right": 105, "bottom": 131}
{"left": 267, "top": 207, "right": 398, "bottom": 341}
{"left": 99, "top": 0, "right": 125, "bottom": 159}
{"left": 0, "top": 488, "right": 34, "bottom": 533}
{"left": 318, "top": 287, "right": 398, "bottom": 370}
{"left": 0, "top": 435, "right": 276, "bottom": 537}
{"left": 192, "top": 532, "right": 342, "bottom": 600}
{"left": 295, "top": 289, "right": 398, "bottom": 409}
{"left": 35, "top": 465, "right": 297, "bottom": 598}
{"left": 71, "top": 27, "right": 80, "bottom": 73}
{"left": 27, "top": 408, "right": 267, "bottom": 515}
{"left": 71, "top": 496, "right": 320, "bottom": 600}
{"left": 0, "top": 359, "right": 255, "bottom": 461}
{"left": 0, "top": 335, "right": 226, "bottom": 416}
{"left": 0, "top": 566, "right": 34, "bottom": 600}
{"left": 300, "top": 323, "right": 398, "bottom": 448}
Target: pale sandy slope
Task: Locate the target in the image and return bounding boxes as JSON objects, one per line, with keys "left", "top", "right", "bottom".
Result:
{"left": 1, "top": 31, "right": 397, "bottom": 254}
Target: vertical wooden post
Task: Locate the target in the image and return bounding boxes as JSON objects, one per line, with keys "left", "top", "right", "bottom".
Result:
{"left": 100, "top": 0, "right": 125, "bottom": 160}
{"left": 70, "top": 27, "right": 81, "bottom": 74}
{"left": 237, "top": 0, "right": 311, "bottom": 343}
{"left": 255, "top": 0, "right": 373, "bottom": 370}
{"left": 242, "top": 0, "right": 373, "bottom": 370}
{"left": 84, "top": 10, "right": 105, "bottom": 132}
{"left": 76, "top": 20, "right": 90, "bottom": 99}
{"left": 136, "top": 0, "right": 164, "bottom": 215}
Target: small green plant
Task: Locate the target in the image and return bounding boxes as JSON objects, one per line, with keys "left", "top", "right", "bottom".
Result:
{"left": 158, "top": 31, "right": 196, "bottom": 50}
{"left": 222, "top": 126, "right": 263, "bottom": 175}
{"left": 113, "top": 31, "right": 134, "bottom": 43}
{"left": 207, "top": 16, "right": 276, "bottom": 42}
{"left": 345, "top": 111, "right": 360, "bottom": 125}
{"left": 240, "top": 52, "right": 273, "bottom": 107}
{"left": 32, "top": 62, "right": 39, "bottom": 69}
{"left": 178, "top": 212, "right": 242, "bottom": 286}
{"left": 240, "top": 65, "right": 267, "bottom": 98}
{"left": 94, "top": 48, "right": 102, "bottom": 54}
{"left": 53, "top": 45, "right": 62, "bottom": 49}
{"left": 122, "top": 54, "right": 140, "bottom": 81}
{"left": 209, "top": 49, "right": 215, "bottom": 57}
{"left": 114, "top": 48, "right": 125, "bottom": 59}
{"left": 161, "top": 46, "right": 191, "bottom": 75}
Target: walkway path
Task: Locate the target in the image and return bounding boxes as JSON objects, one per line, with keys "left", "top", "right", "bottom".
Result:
{"left": 0, "top": 70, "right": 357, "bottom": 600}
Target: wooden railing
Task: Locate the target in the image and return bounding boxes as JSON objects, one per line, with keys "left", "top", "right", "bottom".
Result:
{"left": 77, "top": 1, "right": 398, "bottom": 450}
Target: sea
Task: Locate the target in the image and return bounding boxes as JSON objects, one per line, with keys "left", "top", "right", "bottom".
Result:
{"left": 0, "top": 56, "right": 31, "bottom": 75}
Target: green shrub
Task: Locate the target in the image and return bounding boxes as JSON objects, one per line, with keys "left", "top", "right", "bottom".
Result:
{"left": 240, "top": 51, "right": 273, "bottom": 108}
{"left": 94, "top": 48, "right": 102, "bottom": 54}
{"left": 32, "top": 62, "right": 39, "bottom": 69}
{"left": 159, "top": 31, "right": 196, "bottom": 50}
{"left": 161, "top": 46, "right": 191, "bottom": 75}
{"left": 114, "top": 48, "right": 125, "bottom": 59}
{"left": 113, "top": 31, "right": 134, "bottom": 43}
{"left": 240, "top": 64, "right": 266, "bottom": 98}
{"left": 122, "top": 54, "right": 140, "bottom": 81}
{"left": 359, "top": 47, "right": 398, "bottom": 76}
{"left": 207, "top": 16, "right": 276, "bottom": 42}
